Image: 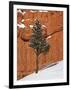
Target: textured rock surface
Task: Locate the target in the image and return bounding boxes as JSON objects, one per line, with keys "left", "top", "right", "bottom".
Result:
{"left": 17, "top": 10, "right": 63, "bottom": 80}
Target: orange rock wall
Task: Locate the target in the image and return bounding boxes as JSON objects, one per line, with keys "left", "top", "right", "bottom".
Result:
{"left": 17, "top": 10, "right": 63, "bottom": 80}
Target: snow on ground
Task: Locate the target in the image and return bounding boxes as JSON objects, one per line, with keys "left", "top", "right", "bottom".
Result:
{"left": 20, "top": 60, "right": 64, "bottom": 81}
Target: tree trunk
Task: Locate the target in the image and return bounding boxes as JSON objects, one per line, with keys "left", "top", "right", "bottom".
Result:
{"left": 35, "top": 50, "right": 39, "bottom": 73}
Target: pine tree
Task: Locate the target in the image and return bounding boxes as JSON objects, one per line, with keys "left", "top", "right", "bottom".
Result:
{"left": 29, "top": 19, "right": 50, "bottom": 73}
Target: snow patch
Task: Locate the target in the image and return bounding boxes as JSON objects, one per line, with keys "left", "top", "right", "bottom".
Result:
{"left": 20, "top": 61, "right": 64, "bottom": 81}
{"left": 17, "top": 23, "right": 25, "bottom": 28}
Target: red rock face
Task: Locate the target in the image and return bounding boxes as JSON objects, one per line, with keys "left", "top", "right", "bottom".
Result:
{"left": 17, "top": 12, "right": 23, "bottom": 24}
{"left": 17, "top": 10, "right": 63, "bottom": 80}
